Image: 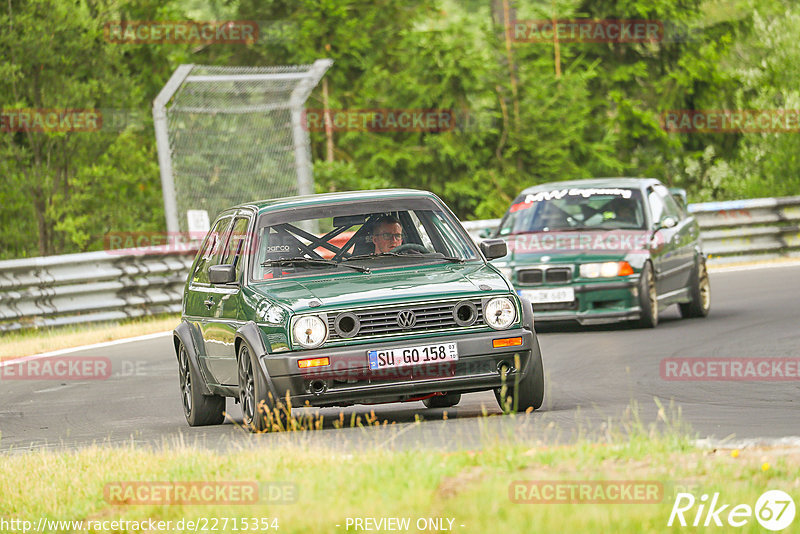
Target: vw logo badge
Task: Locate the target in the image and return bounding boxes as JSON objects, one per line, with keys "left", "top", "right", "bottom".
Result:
{"left": 396, "top": 310, "right": 417, "bottom": 329}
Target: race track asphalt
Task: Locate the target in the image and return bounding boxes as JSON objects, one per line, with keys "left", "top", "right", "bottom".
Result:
{"left": 1, "top": 264, "right": 798, "bottom": 453}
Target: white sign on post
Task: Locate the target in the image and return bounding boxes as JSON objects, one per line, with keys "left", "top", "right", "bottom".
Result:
{"left": 186, "top": 210, "right": 210, "bottom": 239}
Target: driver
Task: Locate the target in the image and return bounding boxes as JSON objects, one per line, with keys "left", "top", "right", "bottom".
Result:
{"left": 371, "top": 215, "right": 403, "bottom": 253}
{"left": 614, "top": 200, "right": 638, "bottom": 226}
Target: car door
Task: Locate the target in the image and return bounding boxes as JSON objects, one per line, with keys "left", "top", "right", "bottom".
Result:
{"left": 200, "top": 212, "right": 252, "bottom": 386}
{"left": 646, "top": 186, "right": 682, "bottom": 295}
{"left": 185, "top": 214, "right": 233, "bottom": 385}
{"left": 658, "top": 187, "right": 696, "bottom": 292}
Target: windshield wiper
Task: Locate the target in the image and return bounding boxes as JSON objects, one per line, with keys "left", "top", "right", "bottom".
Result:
{"left": 420, "top": 255, "right": 465, "bottom": 264}
{"left": 512, "top": 227, "right": 601, "bottom": 234}
{"left": 343, "top": 252, "right": 403, "bottom": 261}
{"left": 261, "top": 257, "right": 370, "bottom": 273}
{"left": 345, "top": 252, "right": 466, "bottom": 264}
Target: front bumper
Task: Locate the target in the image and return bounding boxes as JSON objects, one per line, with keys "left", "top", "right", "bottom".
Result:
{"left": 520, "top": 276, "right": 641, "bottom": 325}
{"left": 257, "top": 328, "right": 535, "bottom": 407}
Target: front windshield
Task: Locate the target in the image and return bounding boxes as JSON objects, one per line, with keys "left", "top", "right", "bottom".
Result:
{"left": 497, "top": 187, "right": 647, "bottom": 235}
{"left": 251, "top": 197, "right": 479, "bottom": 280}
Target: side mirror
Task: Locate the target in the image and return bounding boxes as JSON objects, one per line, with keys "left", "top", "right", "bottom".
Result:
{"left": 480, "top": 239, "right": 507, "bottom": 260}
{"left": 209, "top": 264, "right": 237, "bottom": 284}
{"left": 659, "top": 216, "right": 677, "bottom": 230}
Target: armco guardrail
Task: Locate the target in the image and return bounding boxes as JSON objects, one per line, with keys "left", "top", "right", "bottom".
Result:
{"left": 1, "top": 196, "right": 798, "bottom": 332}
{"left": 462, "top": 196, "right": 800, "bottom": 262}
{"left": 688, "top": 196, "right": 800, "bottom": 259}
{"left": 0, "top": 250, "right": 195, "bottom": 332}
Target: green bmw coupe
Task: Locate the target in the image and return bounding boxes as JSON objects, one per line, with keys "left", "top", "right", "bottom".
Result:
{"left": 491, "top": 178, "right": 711, "bottom": 327}
{"left": 174, "top": 189, "right": 544, "bottom": 431}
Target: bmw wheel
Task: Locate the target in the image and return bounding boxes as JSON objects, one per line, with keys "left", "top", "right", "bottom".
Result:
{"left": 679, "top": 256, "right": 711, "bottom": 318}
{"left": 635, "top": 262, "right": 659, "bottom": 328}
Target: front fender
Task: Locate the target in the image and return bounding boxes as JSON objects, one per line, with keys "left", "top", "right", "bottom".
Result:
{"left": 173, "top": 321, "right": 213, "bottom": 396}
{"left": 519, "top": 294, "right": 535, "bottom": 332}
{"left": 235, "top": 321, "right": 280, "bottom": 401}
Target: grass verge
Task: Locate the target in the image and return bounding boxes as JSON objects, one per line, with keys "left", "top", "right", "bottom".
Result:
{"left": 0, "top": 314, "right": 179, "bottom": 359}
{"left": 1, "top": 415, "right": 797, "bottom": 533}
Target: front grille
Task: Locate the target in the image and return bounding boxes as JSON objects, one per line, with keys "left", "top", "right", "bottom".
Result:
{"left": 326, "top": 298, "right": 484, "bottom": 341}
{"left": 518, "top": 269, "right": 543, "bottom": 284}
{"left": 518, "top": 266, "right": 572, "bottom": 285}
{"left": 545, "top": 268, "right": 571, "bottom": 283}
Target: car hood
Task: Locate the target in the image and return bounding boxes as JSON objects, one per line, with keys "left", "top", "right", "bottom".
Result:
{"left": 249, "top": 263, "right": 510, "bottom": 312}
{"left": 501, "top": 229, "right": 653, "bottom": 264}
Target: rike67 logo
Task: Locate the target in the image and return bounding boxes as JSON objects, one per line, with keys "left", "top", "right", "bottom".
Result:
{"left": 668, "top": 490, "right": 795, "bottom": 531}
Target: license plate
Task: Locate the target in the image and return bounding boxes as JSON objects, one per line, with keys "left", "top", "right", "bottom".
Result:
{"left": 519, "top": 287, "right": 575, "bottom": 304}
{"left": 368, "top": 342, "right": 458, "bottom": 371}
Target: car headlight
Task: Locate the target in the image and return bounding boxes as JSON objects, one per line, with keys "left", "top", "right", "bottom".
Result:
{"left": 484, "top": 297, "right": 517, "bottom": 330}
{"left": 580, "top": 261, "right": 634, "bottom": 278}
{"left": 292, "top": 315, "right": 328, "bottom": 349}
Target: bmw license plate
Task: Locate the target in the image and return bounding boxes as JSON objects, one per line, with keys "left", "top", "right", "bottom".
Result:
{"left": 368, "top": 343, "right": 458, "bottom": 371}
{"left": 519, "top": 287, "right": 575, "bottom": 304}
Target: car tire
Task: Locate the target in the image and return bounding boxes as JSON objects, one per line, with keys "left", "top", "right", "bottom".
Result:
{"left": 177, "top": 340, "right": 225, "bottom": 426}
{"left": 635, "top": 262, "right": 659, "bottom": 328}
{"left": 494, "top": 338, "right": 544, "bottom": 413}
{"left": 423, "top": 392, "right": 461, "bottom": 408}
{"left": 238, "top": 342, "right": 289, "bottom": 432}
{"left": 679, "top": 256, "right": 711, "bottom": 318}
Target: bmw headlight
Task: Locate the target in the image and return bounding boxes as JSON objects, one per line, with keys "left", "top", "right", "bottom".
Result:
{"left": 484, "top": 297, "right": 517, "bottom": 330}
{"left": 580, "top": 261, "right": 633, "bottom": 279}
{"left": 292, "top": 315, "right": 328, "bottom": 349}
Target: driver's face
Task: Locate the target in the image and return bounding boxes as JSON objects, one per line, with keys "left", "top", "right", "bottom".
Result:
{"left": 372, "top": 222, "right": 403, "bottom": 253}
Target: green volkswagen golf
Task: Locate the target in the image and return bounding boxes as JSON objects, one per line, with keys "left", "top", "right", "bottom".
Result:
{"left": 490, "top": 178, "right": 711, "bottom": 327}
{"left": 173, "top": 189, "right": 544, "bottom": 430}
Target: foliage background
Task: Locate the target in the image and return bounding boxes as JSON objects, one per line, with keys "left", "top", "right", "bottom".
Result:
{"left": 1, "top": 0, "right": 798, "bottom": 258}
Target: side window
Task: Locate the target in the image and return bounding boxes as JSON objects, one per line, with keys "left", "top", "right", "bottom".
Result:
{"left": 647, "top": 189, "right": 665, "bottom": 226}
{"left": 661, "top": 192, "right": 683, "bottom": 220}
{"left": 672, "top": 195, "right": 688, "bottom": 217}
{"left": 191, "top": 217, "right": 232, "bottom": 284}
{"left": 222, "top": 216, "right": 251, "bottom": 280}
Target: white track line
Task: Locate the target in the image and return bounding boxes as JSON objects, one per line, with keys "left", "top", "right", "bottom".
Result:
{"left": 2, "top": 259, "right": 799, "bottom": 366}
{"left": 709, "top": 259, "right": 800, "bottom": 273}
{"left": 695, "top": 436, "right": 800, "bottom": 449}
{"left": 0, "top": 331, "right": 172, "bottom": 368}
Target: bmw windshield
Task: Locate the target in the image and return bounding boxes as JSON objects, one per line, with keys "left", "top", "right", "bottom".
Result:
{"left": 497, "top": 187, "right": 647, "bottom": 235}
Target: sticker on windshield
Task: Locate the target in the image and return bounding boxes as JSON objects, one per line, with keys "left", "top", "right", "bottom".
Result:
{"left": 522, "top": 188, "right": 633, "bottom": 203}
